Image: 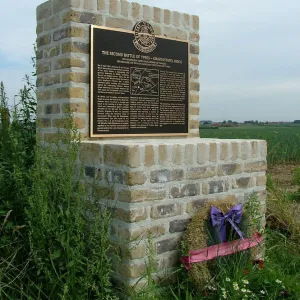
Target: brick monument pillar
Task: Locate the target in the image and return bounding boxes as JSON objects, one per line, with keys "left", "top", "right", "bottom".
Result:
{"left": 36, "top": 0, "right": 267, "bottom": 290}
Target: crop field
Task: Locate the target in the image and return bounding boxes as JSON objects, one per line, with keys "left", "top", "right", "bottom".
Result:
{"left": 201, "top": 125, "right": 300, "bottom": 165}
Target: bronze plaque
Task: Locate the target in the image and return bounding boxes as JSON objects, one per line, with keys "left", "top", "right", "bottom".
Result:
{"left": 90, "top": 22, "right": 189, "bottom": 137}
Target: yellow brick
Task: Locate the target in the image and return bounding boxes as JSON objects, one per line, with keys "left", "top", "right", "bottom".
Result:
{"left": 190, "top": 106, "right": 199, "bottom": 115}
{"left": 185, "top": 144, "right": 194, "bottom": 164}
{"left": 37, "top": 118, "right": 51, "bottom": 128}
{"left": 45, "top": 104, "right": 60, "bottom": 114}
{"left": 53, "top": 27, "right": 86, "bottom": 41}
{"left": 109, "top": 0, "right": 118, "bottom": 15}
{"left": 197, "top": 143, "right": 209, "bottom": 164}
{"left": 257, "top": 175, "right": 267, "bottom": 186}
{"left": 119, "top": 261, "right": 147, "bottom": 278}
{"left": 173, "top": 11, "right": 181, "bottom": 26}
{"left": 37, "top": 1, "right": 51, "bottom": 21}
{"left": 187, "top": 166, "right": 216, "bottom": 180}
{"left": 74, "top": 117, "right": 86, "bottom": 129}
{"left": 261, "top": 141, "right": 267, "bottom": 158}
{"left": 132, "top": 2, "right": 141, "bottom": 19}
{"left": 43, "top": 133, "right": 58, "bottom": 142}
{"left": 121, "top": 243, "right": 147, "bottom": 259}
{"left": 115, "top": 207, "right": 147, "bottom": 223}
{"left": 244, "top": 161, "right": 267, "bottom": 173}
{"left": 143, "top": 5, "right": 152, "bottom": 21}
{"left": 164, "top": 26, "right": 187, "bottom": 40}
{"left": 37, "top": 62, "right": 51, "bottom": 74}
{"left": 97, "top": 0, "right": 107, "bottom": 12}
{"left": 251, "top": 141, "right": 259, "bottom": 158}
{"left": 62, "top": 42, "right": 89, "bottom": 54}
{"left": 191, "top": 69, "right": 199, "bottom": 79}
{"left": 63, "top": 102, "right": 88, "bottom": 113}
{"left": 53, "top": 117, "right": 85, "bottom": 129}
{"left": 173, "top": 145, "right": 182, "bottom": 165}
{"left": 62, "top": 72, "right": 89, "bottom": 83}
{"left": 126, "top": 171, "right": 146, "bottom": 186}
{"left": 54, "top": 57, "right": 86, "bottom": 69}
{"left": 190, "top": 56, "right": 199, "bottom": 66}
{"left": 183, "top": 13, "right": 190, "bottom": 28}
{"left": 69, "top": 27, "right": 87, "bottom": 37}
{"left": 152, "top": 24, "right": 162, "bottom": 35}
{"left": 151, "top": 203, "right": 181, "bottom": 219}
{"left": 84, "top": 0, "right": 95, "bottom": 10}
{"left": 36, "top": 23, "right": 43, "bottom": 35}
{"left": 115, "top": 224, "right": 166, "bottom": 241}
{"left": 209, "top": 143, "right": 218, "bottom": 162}
{"left": 103, "top": 145, "right": 140, "bottom": 168}
{"left": 240, "top": 141, "right": 250, "bottom": 160}
{"left": 120, "top": 0, "right": 129, "bottom": 17}
{"left": 36, "top": 104, "right": 43, "bottom": 114}
{"left": 36, "top": 77, "right": 43, "bottom": 87}
{"left": 232, "top": 142, "right": 239, "bottom": 161}
{"left": 190, "top": 32, "right": 200, "bottom": 42}
{"left": 221, "top": 142, "right": 229, "bottom": 161}
{"left": 145, "top": 145, "right": 155, "bottom": 166}
{"left": 164, "top": 9, "right": 171, "bottom": 24}
{"left": 106, "top": 17, "right": 133, "bottom": 30}
{"left": 37, "top": 34, "right": 51, "bottom": 47}
{"left": 54, "top": 87, "right": 85, "bottom": 99}
{"left": 158, "top": 144, "right": 168, "bottom": 165}
{"left": 53, "top": 0, "right": 80, "bottom": 14}
{"left": 190, "top": 129, "right": 199, "bottom": 138}
{"left": 190, "top": 44, "right": 200, "bottom": 55}
{"left": 79, "top": 143, "right": 102, "bottom": 165}
{"left": 190, "top": 93, "right": 199, "bottom": 103}
{"left": 190, "top": 120, "right": 199, "bottom": 129}
{"left": 118, "top": 189, "right": 149, "bottom": 203}
{"left": 119, "top": 188, "right": 165, "bottom": 203}
{"left": 37, "top": 90, "right": 51, "bottom": 100}
{"left": 46, "top": 46, "right": 60, "bottom": 58}
{"left": 153, "top": 7, "right": 162, "bottom": 23}
{"left": 128, "top": 146, "right": 141, "bottom": 168}
{"left": 63, "top": 10, "right": 103, "bottom": 25}
{"left": 44, "top": 74, "right": 60, "bottom": 86}
{"left": 94, "top": 184, "right": 115, "bottom": 200}
{"left": 190, "top": 82, "right": 200, "bottom": 91}
{"left": 193, "top": 15, "right": 200, "bottom": 30}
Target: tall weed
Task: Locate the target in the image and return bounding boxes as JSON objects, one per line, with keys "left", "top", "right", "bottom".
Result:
{"left": 1, "top": 67, "right": 116, "bottom": 299}
{"left": 26, "top": 118, "right": 115, "bottom": 299}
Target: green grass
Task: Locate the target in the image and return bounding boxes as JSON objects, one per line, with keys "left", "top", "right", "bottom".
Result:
{"left": 201, "top": 125, "right": 300, "bottom": 165}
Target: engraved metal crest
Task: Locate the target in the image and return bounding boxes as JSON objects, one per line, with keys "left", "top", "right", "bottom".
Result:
{"left": 133, "top": 21, "right": 157, "bottom": 53}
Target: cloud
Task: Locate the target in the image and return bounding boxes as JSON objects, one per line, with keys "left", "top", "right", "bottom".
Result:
{"left": 202, "top": 78, "right": 300, "bottom": 97}
{"left": 0, "top": 0, "right": 299, "bottom": 121}
{"left": 0, "top": 0, "right": 41, "bottom": 65}
{"left": 0, "top": 67, "right": 33, "bottom": 106}
{"left": 201, "top": 78, "right": 300, "bottom": 121}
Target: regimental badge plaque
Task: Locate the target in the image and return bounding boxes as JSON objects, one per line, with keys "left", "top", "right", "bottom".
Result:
{"left": 90, "top": 22, "right": 189, "bottom": 137}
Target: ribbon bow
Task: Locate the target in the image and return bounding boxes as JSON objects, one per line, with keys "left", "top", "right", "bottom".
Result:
{"left": 211, "top": 203, "right": 244, "bottom": 243}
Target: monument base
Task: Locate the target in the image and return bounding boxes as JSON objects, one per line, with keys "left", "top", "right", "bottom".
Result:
{"left": 79, "top": 137, "right": 267, "bottom": 290}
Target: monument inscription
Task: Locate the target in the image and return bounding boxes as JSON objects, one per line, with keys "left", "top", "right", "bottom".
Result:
{"left": 90, "top": 23, "right": 189, "bottom": 137}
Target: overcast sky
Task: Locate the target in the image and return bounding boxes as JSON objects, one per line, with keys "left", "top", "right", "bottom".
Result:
{"left": 0, "top": 0, "right": 299, "bottom": 121}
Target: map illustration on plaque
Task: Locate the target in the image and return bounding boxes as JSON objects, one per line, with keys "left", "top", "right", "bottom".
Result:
{"left": 130, "top": 68, "right": 159, "bottom": 96}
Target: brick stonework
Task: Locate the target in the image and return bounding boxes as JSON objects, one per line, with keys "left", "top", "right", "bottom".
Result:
{"left": 79, "top": 138, "right": 267, "bottom": 288}
{"left": 36, "top": 0, "right": 200, "bottom": 139}
{"left": 36, "top": 0, "right": 267, "bottom": 292}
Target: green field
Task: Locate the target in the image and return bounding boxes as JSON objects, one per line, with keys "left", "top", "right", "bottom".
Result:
{"left": 201, "top": 125, "right": 300, "bottom": 165}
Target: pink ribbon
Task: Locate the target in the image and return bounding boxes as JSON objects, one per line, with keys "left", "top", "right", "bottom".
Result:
{"left": 181, "top": 233, "right": 263, "bottom": 270}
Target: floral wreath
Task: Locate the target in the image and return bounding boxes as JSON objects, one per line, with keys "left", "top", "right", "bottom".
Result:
{"left": 180, "top": 197, "right": 264, "bottom": 287}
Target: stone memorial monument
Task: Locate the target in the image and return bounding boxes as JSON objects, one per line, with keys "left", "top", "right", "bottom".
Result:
{"left": 36, "top": 0, "right": 267, "bottom": 290}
